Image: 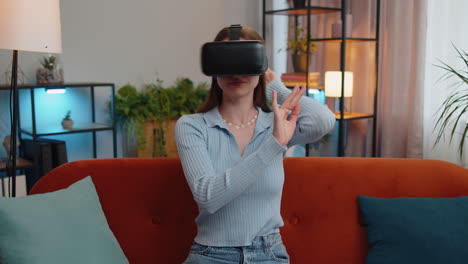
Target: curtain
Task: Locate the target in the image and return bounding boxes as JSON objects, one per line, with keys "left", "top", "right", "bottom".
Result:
{"left": 377, "top": 0, "right": 427, "bottom": 158}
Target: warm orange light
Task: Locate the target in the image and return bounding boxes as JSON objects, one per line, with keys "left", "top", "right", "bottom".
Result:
{"left": 325, "top": 71, "right": 353, "bottom": 97}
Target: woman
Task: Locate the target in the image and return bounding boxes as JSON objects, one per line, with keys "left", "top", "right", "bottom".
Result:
{"left": 176, "top": 25, "right": 335, "bottom": 264}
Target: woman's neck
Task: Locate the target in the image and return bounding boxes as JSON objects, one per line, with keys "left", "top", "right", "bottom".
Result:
{"left": 219, "top": 98, "right": 258, "bottom": 125}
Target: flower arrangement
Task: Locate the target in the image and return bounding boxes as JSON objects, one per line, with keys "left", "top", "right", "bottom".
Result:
{"left": 286, "top": 26, "right": 317, "bottom": 55}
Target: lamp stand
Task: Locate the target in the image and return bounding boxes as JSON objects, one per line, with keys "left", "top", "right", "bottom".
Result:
{"left": 6, "top": 50, "right": 19, "bottom": 197}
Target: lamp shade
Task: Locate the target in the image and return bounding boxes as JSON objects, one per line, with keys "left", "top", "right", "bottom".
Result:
{"left": 0, "top": 0, "right": 62, "bottom": 53}
{"left": 325, "top": 71, "right": 353, "bottom": 97}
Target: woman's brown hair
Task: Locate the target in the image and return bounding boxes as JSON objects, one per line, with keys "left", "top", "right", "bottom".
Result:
{"left": 197, "top": 26, "right": 271, "bottom": 113}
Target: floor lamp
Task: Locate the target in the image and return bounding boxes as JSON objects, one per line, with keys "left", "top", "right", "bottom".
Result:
{"left": 0, "top": 0, "right": 62, "bottom": 197}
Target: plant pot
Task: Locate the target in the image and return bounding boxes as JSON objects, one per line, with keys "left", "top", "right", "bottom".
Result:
{"left": 292, "top": 0, "right": 306, "bottom": 8}
{"left": 36, "top": 68, "right": 64, "bottom": 84}
{"left": 136, "top": 118, "right": 179, "bottom": 158}
{"left": 292, "top": 53, "right": 310, "bottom": 73}
{"left": 61, "top": 120, "right": 73, "bottom": 130}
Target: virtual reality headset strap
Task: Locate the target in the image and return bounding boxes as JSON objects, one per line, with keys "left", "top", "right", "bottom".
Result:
{"left": 229, "top": 24, "right": 242, "bottom": 40}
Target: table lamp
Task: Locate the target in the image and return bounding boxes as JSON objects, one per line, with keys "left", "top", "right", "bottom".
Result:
{"left": 325, "top": 71, "right": 353, "bottom": 112}
{"left": 0, "top": 0, "right": 62, "bottom": 197}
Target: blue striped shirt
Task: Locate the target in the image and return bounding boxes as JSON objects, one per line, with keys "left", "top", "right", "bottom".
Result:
{"left": 175, "top": 78, "right": 335, "bottom": 246}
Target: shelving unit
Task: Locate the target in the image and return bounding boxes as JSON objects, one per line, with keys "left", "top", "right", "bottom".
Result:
{"left": 0, "top": 82, "right": 117, "bottom": 159}
{"left": 263, "top": 0, "right": 380, "bottom": 157}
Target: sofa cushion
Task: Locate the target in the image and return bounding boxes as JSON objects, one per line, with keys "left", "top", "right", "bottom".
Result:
{"left": 358, "top": 195, "right": 468, "bottom": 264}
{"left": 0, "top": 176, "right": 128, "bottom": 264}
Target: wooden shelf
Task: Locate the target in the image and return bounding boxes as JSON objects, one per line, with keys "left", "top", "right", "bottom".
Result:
{"left": 310, "top": 38, "right": 377, "bottom": 42}
{"left": 282, "top": 81, "right": 323, "bottom": 89}
{"left": 265, "top": 7, "right": 341, "bottom": 16}
{"left": 21, "top": 123, "right": 114, "bottom": 137}
{"left": 0, "top": 157, "right": 33, "bottom": 171}
{"left": 0, "top": 82, "right": 114, "bottom": 90}
{"left": 335, "top": 112, "right": 374, "bottom": 120}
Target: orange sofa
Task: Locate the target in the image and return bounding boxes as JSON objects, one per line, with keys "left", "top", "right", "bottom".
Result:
{"left": 30, "top": 157, "right": 468, "bottom": 263}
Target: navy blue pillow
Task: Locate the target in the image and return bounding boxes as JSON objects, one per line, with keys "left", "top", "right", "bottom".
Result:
{"left": 358, "top": 195, "right": 468, "bottom": 264}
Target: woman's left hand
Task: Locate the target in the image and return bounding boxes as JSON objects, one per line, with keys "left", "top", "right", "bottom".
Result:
{"left": 264, "top": 68, "right": 277, "bottom": 86}
{"left": 272, "top": 84, "right": 306, "bottom": 146}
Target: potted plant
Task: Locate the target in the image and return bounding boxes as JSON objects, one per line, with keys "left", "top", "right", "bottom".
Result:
{"left": 61, "top": 110, "right": 73, "bottom": 130}
{"left": 113, "top": 78, "right": 208, "bottom": 157}
{"left": 37, "top": 55, "right": 63, "bottom": 84}
{"left": 434, "top": 45, "right": 468, "bottom": 158}
{"left": 286, "top": 26, "right": 318, "bottom": 73}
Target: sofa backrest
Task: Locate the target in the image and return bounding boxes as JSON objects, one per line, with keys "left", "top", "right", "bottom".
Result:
{"left": 281, "top": 157, "right": 468, "bottom": 264}
{"left": 30, "top": 157, "right": 468, "bottom": 264}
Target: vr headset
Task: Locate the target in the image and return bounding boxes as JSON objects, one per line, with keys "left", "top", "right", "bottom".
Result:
{"left": 201, "top": 24, "right": 268, "bottom": 77}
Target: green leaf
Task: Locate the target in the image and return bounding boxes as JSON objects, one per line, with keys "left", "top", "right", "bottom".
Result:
{"left": 434, "top": 45, "right": 468, "bottom": 158}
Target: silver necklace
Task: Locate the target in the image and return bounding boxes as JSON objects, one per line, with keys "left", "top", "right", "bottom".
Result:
{"left": 222, "top": 110, "right": 258, "bottom": 130}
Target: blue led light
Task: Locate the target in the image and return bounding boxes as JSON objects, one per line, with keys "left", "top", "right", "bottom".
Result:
{"left": 307, "top": 88, "right": 326, "bottom": 104}
{"left": 46, "top": 88, "right": 66, "bottom": 94}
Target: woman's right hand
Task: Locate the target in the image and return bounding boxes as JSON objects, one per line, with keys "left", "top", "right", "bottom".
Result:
{"left": 272, "top": 84, "right": 306, "bottom": 146}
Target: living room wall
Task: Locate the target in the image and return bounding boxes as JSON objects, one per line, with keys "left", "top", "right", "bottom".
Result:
{"left": 0, "top": 0, "right": 261, "bottom": 160}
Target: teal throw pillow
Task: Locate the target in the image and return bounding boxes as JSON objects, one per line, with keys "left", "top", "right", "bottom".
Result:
{"left": 358, "top": 195, "right": 468, "bottom": 264}
{"left": 0, "top": 176, "right": 128, "bottom": 264}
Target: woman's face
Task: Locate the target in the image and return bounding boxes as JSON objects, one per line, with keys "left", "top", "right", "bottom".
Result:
{"left": 216, "top": 37, "right": 260, "bottom": 99}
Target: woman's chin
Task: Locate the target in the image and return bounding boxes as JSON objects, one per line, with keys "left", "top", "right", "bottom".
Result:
{"left": 223, "top": 90, "right": 251, "bottom": 100}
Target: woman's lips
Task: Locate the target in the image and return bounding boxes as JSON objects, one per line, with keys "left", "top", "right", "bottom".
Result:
{"left": 228, "top": 80, "right": 247, "bottom": 86}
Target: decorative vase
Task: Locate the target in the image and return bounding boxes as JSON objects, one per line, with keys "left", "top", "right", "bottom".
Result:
{"left": 36, "top": 67, "right": 64, "bottom": 84}
{"left": 61, "top": 120, "right": 73, "bottom": 130}
{"left": 292, "top": 53, "right": 310, "bottom": 73}
{"left": 331, "top": 14, "right": 353, "bottom": 38}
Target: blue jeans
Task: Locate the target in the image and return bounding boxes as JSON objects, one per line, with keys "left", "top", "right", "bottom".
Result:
{"left": 183, "top": 232, "right": 290, "bottom": 263}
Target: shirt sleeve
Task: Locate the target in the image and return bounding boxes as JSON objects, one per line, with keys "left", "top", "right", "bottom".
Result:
{"left": 175, "top": 115, "right": 287, "bottom": 215}
{"left": 266, "top": 78, "right": 336, "bottom": 148}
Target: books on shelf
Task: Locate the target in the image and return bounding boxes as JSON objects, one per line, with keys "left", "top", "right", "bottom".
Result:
{"left": 21, "top": 138, "right": 68, "bottom": 193}
{"left": 282, "top": 81, "right": 324, "bottom": 89}
{"left": 22, "top": 139, "right": 53, "bottom": 192}
{"left": 281, "top": 72, "right": 322, "bottom": 88}
{"left": 281, "top": 72, "right": 319, "bottom": 80}
{"left": 36, "top": 138, "right": 68, "bottom": 167}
